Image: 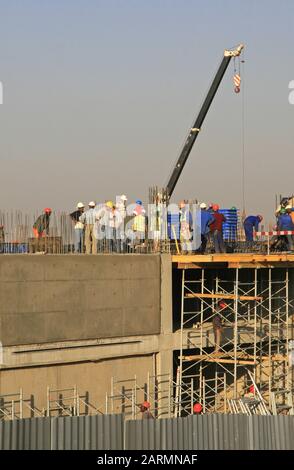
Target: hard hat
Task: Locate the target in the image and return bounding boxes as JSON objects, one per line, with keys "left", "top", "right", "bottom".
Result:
{"left": 212, "top": 204, "right": 219, "bottom": 211}
{"left": 249, "top": 385, "right": 255, "bottom": 394}
{"left": 218, "top": 301, "right": 228, "bottom": 309}
{"left": 136, "top": 200, "right": 142, "bottom": 205}
{"left": 200, "top": 202, "right": 207, "bottom": 209}
{"left": 44, "top": 208, "right": 52, "bottom": 214}
{"left": 257, "top": 214, "right": 263, "bottom": 221}
{"left": 231, "top": 206, "right": 237, "bottom": 210}
{"left": 106, "top": 200, "right": 114, "bottom": 208}
{"left": 193, "top": 403, "right": 203, "bottom": 413}
{"left": 142, "top": 401, "right": 150, "bottom": 409}
{"left": 88, "top": 201, "right": 96, "bottom": 207}
{"left": 77, "top": 202, "right": 85, "bottom": 209}
{"left": 120, "top": 195, "right": 127, "bottom": 201}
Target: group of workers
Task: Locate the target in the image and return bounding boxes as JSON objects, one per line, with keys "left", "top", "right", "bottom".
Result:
{"left": 31, "top": 196, "right": 294, "bottom": 254}
{"left": 139, "top": 400, "right": 204, "bottom": 418}
{"left": 181, "top": 202, "right": 263, "bottom": 254}
{"left": 32, "top": 199, "right": 228, "bottom": 254}
{"left": 68, "top": 197, "right": 145, "bottom": 254}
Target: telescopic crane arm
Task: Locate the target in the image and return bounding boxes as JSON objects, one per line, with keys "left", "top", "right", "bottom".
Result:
{"left": 166, "top": 44, "right": 244, "bottom": 199}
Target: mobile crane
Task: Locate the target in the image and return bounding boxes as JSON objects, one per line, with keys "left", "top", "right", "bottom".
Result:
{"left": 166, "top": 44, "right": 244, "bottom": 199}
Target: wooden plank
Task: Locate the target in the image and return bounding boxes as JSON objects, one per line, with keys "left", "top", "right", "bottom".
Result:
{"left": 182, "top": 357, "right": 256, "bottom": 365}
{"left": 185, "top": 293, "right": 263, "bottom": 301}
{"left": 172, "top": 254, "right": 294, "bottom": 265}
{"left": 180, "top": 353, "right": 286, "bottom": 363}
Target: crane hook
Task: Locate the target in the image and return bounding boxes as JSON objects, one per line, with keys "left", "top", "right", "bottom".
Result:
{"left": 233, "top": 73, "right": 241, "bottom": 94}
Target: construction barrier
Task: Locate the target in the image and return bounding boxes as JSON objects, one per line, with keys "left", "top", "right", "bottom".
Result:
{"left": 1, "top": 414, "right": 294, "bottom": 450}
{"left": 255, "top": 231, "right": 294, "bottom": 237}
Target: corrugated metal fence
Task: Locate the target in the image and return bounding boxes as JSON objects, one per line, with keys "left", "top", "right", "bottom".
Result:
{"left": 0, "top": 417, "right": 51, "bottom": 450}
{"left": 0, "top": 414, "right": 123, "bottom": 450}
{"left": 125, "top": 415, "right": 294, "bottom": 450}
{"left": 0, "top": 414, "right": 294, "bottom": 450}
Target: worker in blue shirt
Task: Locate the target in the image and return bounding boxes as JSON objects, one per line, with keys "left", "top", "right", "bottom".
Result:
{"left": 243, "top": 215, "right": 263, "bottom": 243}
{"left": 277, "top": 208, "right": 294, "bottom": 251}
{"left": 200, "top": 203, "right": 215, "bottom": 254}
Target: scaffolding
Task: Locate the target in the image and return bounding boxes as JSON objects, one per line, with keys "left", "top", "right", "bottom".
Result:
{"left": 177, "top": 266, "right": 294, "bottom": 415}
{"left": 0, "top": 389, "right": 45, "bottom": 420}
{"left": 107, "top": 372, "right": 175, "bottom": 419}
{"left": 46, "top": 386, "right": 103, "bottom": 417}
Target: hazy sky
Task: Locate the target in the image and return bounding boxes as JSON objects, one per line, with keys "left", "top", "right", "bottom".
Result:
{"left": 0, "top": 0, "right": 293, "bottom": 224}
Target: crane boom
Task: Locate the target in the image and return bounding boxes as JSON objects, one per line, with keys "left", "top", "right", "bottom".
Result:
{"left": 166, "top": 44, "right": 244, "bottom": 198}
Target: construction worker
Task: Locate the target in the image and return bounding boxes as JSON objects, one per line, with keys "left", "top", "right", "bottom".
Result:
{"left": 277, "top": 207, "right": 294, "bottom": 251}
{"left": 213, "top": 301, "right": 227, "bottom": 352}
{"left": 286, "top": 204, "right": 294, "bottom": 226}
{"left": 150, "top": 193, "right": 165, "bottom": 252}
{"left": 275, "top": 197, "right": 290, "bottom": 216}
{"left": 210, "top": 204, "right": 226, "bottom": 253}
{"left": 79, "top": 201, "right": 97, "bottom": 254}
{"left": 33, "top": 208, "right": 52, "bottom": 238}
{"left": 70, "top": 202, "right": 85, "bottom": 253}
{"left": 0, "top": 224, "right": 4, "bottom": 253}
{"left": 105, "top": 201, "right": 115, "bottom": 252}
{"left": 244, "top": 384, "right": 255, "bottom": 399}
{"left": 243, "top": 214, "right": 263, "bottom": 245}
{"left": 179, "top": 200, "right": 193, "bottom": 254}
{"left": 193, "top": 403, "right": 203, "bottom": 414}
{"left": 200, "top": 203, "right": 214, "bottom": 254}
{"left": 115, "top": 195, "right": 128, "bottom": 252}
{"left": 132, "top": 200, "right": 146, "bottom": 251}
{"left": 139, "top": 401, "right": 154, "bottom": 419}
{"left": 249, "top": 384, "right": 255, "bottom": 394}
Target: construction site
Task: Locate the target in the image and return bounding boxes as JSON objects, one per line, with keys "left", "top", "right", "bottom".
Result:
{"left": 0, "top": 252, "right": 293, "bottom": 421}
{"left": 1, "top": 38, "right": 294, "bottom": 452}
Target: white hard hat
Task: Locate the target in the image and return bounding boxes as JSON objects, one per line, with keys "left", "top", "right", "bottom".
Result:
{"left": 200, "top": 202, "right": 207, "bottom": 209}
{"left": 120, "top": 194, "right": 127, "bottom": 201}
{"left": 88, "top": 201, "right": 96, "bottom": 207}
{"left": 77, "top": 202, "right": 85, "bottom": 209}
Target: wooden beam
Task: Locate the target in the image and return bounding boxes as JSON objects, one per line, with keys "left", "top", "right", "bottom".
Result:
{"left": 172, "top": 254, "right": 294, "bottom": 266}
{"left": 182, "top": 357, "right": 256, "bottom": 365}
{"left": 180, "top": 353, "right": 286, "bottom": 363}
{"left": 185, "top": 293, "right": 263, "bottom": 301}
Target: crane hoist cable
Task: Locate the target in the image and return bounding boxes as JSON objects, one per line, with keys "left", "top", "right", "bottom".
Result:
{"left": 234, "top": 53, "right": 246, "bottom": 218}
{"left": 239, "top": 52, "right": 246, "bottom": 217}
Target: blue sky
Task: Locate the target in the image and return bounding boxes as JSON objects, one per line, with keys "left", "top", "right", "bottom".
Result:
{"left": 0, "top": 0, "right": 293, "bottom": 223}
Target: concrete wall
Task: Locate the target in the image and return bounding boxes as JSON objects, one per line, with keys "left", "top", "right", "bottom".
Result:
{"left": 0, "top": 354, "right": 154, "bottom": 417}
{"left": 0, "top": 254, "right": 161, "bottom": 346}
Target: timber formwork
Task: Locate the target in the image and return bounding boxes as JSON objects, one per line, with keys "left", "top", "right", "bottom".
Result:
{"left": 173, "top": 254, "right": 294, "bottom": 416}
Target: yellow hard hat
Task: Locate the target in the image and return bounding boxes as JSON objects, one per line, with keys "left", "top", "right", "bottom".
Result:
{"left": 106, "top": 200, "right": 114, "bottom": 208}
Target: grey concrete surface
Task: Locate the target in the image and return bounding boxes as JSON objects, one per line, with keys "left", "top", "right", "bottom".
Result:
{"left": 0, "top": 254, "right": 161, "bottom": 346}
